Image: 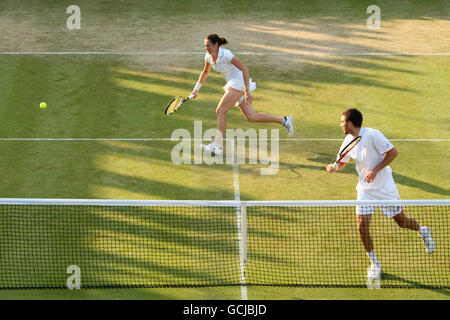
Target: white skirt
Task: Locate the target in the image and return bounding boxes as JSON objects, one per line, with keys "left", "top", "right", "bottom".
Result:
{"left": 223, "top": 77, "right": 256, "bottom": 106}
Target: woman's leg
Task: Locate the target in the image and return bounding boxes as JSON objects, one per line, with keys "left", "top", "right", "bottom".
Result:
{"left": 238, "top": 100, "right": 283, "bottom": 124}
{"left": 214, "top": 88, "right": 244, "bottom": 146}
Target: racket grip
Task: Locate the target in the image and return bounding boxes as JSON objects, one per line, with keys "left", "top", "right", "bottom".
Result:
{"left": 188, "top": 93, "right": 195, "bottom": 100}
{"left": 332, "top": 162, "right": 339, "bottom": 171}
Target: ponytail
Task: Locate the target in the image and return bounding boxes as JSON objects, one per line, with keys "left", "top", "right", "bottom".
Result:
{"left": 218, "top": 37, "right": 228, "bottom": 46}
{"left": 207, "top": 34, "right": 228, "bottom": 46}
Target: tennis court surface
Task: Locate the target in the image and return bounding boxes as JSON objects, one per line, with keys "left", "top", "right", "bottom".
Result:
{"left": 0, "top": 0, "right": 449, "bottom": 300}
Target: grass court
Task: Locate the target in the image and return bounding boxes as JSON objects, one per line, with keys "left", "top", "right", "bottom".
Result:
{"left": 0, "top": 0, "right": 448, "bottom": 299}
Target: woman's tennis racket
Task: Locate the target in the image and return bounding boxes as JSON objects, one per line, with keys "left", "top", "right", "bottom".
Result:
{"left": 165, "top": 94, "right": 195, "bottom": 116}
{"left": 332, "top": 135, "right": 361, "bottom": 170}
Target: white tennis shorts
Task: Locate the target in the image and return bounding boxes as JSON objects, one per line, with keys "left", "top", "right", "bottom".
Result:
{"left": 223, "top": 77, "right": 256, "bottom": 106}
{"left": 356, "top": 189, "right": 403, "bottom": 218}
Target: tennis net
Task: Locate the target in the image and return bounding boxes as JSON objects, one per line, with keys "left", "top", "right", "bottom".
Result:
{"left": 0, "top": 199, "right": 448, "bottom": 289}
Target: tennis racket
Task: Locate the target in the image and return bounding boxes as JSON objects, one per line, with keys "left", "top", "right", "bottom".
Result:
{"left": 165, "top": 93, "right": 195, "bottom": 116}
{"left": 332, "top": 135, "right": 361, "bottom": 170}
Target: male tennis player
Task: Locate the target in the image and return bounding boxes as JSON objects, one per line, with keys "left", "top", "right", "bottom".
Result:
{"left": 190, "top": 34, "right": 294, "bottom": 156}
{"left": 326, "top": 108, "right": 435, "bottom": 281}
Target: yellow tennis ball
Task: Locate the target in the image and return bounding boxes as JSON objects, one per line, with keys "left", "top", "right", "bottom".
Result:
{"left": 40, "top": 102, "right": 47, "bottom": 109}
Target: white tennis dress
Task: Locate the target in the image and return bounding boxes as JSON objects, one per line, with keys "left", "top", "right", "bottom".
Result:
{"left": 205, "top": 47, "right": 256, "bottom": 106}
{"left": 338, "top": 127, "right": 402, "bottom": 217}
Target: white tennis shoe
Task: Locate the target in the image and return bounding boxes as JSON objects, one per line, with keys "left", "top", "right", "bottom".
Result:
{"left": 201, "top": 142, "right": 223, "bottom": 156}
{"left": 419, "top": 226, "right": 435, "bottom": 254}
{"left": 367, "top": 263, "right": 382, "bottom": 281}
{"left": 282, "top": 115, "right": 294, "bottom": 137}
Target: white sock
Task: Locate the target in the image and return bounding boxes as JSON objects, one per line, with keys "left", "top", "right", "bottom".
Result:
{"left": 367, "top": 250, "right": 380, "bottom": 266}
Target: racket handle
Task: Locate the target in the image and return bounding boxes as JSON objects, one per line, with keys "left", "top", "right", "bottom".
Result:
{"left": 188, "top": 93, "right": 195, "bottom": 100}
{"left": 332, "top": 162, "right": 339, "bottom": 171}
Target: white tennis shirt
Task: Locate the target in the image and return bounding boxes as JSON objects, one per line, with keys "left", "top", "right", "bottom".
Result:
{"left": 339, "top": 127, "right": 397, "bottom": 193}
{"left": 205, "top": 47, "right": 243, "bottom": 83}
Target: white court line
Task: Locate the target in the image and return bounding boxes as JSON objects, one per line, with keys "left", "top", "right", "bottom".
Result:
{"left": 1, "top": 51, "right": 450, "bottom": 56}
{"left": 231, "top": 141, "right": 248, "bottom": 301}
{"left": 0, "top": 138, "right": 448, "bottom": 142}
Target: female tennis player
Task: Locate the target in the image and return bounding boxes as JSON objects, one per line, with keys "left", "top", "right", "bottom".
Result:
{"left": 191, "top": 34, "right": 294, "bottom": 155}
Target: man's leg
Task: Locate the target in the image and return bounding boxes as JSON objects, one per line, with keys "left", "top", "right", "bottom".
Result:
{"left": 357, "top": 192, "right": 383, "bottom": 281}
{"left": 392, "top": 211, "right": 419, "bottom": 231}
{"left": 393, "top": 211, "right": 435, "bottom": 254}
{"left": 357, "top": 213, "right": 382, "bottom": 280}
{"left": 357, "top": 214, "right": 374, "bottom": 253}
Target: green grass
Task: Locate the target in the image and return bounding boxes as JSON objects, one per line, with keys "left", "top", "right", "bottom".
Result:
{"left": 0, "top": 0, "right": 449, "bottom": 299}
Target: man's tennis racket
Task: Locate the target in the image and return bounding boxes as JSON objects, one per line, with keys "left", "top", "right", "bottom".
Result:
{"left": 332, "top": 135, "right": 361, "bottom": 170}
{"left": 165, "top": 94, "right": 195, "bottom": 116}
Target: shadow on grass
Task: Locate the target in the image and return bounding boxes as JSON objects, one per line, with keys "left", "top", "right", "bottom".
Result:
{"left": 307, "top": 153, "right": 449, "bottom": 196}
{"left": 393, "top": 173, "right": 450, "bottom": 196}
{"left": 382, "top": 273, "right": 450, "bottom": 296}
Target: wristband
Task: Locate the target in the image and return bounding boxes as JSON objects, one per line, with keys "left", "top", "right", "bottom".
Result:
{"left": 193, "top": 82, "right": 202, "bottom": 92}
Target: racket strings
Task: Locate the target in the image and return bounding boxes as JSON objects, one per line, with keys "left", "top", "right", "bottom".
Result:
{"left": 336, "top": 136, "right": 361, "bottom": 163}
{"left": 340, "top": 137, "right": 361, "bottom": 154}
{"left": 341, "top": 140, "right": 360, "bottom": 155}
{"left": 165, "top": 97, "right": 183, "bottom": 115}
